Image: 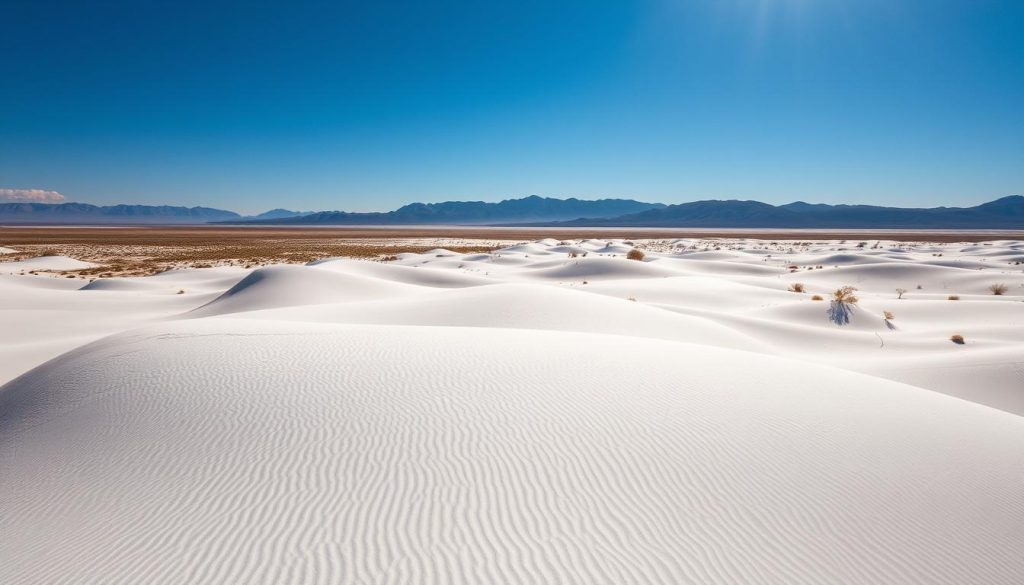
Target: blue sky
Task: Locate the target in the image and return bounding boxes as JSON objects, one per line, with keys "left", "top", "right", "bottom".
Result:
{"left": 1, "top": 0, "right": 1021, "bottom": 213}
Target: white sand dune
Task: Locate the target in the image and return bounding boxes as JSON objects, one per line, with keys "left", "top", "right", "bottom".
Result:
{"left": 2, "top": 237, "right": 1024, "bottom": 583}
{"left": 0, "top": 255, "right": 98, "bottom": 273}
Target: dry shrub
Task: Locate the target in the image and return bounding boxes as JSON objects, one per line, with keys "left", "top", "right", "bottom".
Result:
{"left": 989, "top": 283, "right": 1008, "bottom": 295}
{"left": 626, "top": 249, "right": 645, "bottom": 261}
{"left": 883, "top": 310, "right": 895, "bottom": 320}
{"left": 832, "top": 286, "right": 858, "bottom": 305}
{"left": 896, "top": 288, "right": 907, "bottom": 299}
{"left": 177, "top": 289, "right": 185, "bottom": 294}
{"left": 811, "top": 294, "right": 824, "bottom": 301}
{"left": 568, "top": 251, "right": 578, "bottom": 258}
{"left": 788, "top": 283, "right": 805, "bottom": 293}
{"left": 950, "top": 334, "right": 965, "bottom": 345}
{"left": 948, "top": 295, "right": 960, "bottom": 301}
{"left": 828, "top": 286, "right": 859, "bottom": 326}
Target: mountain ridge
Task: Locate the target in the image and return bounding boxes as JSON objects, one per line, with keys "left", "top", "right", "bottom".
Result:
{"left": 1, "top": 196, "right": 1021, "bottom": 228}
{"left": 222, "top": 195, "right": 665, "bottom": 225}
{"left": 525, "top": 195, "right": 1024, "bottom": 229}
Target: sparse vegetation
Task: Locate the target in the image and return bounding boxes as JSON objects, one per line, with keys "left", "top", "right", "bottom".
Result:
{"left": 811, "top": 294, "right": 824, "bottom": 301}
{"left": 989, "top": 283, "right": 1008, "bottom": 295}
{"left": 883, "top": 310, "right": 894, "bottom": 320}
{"left": 896, "top": 288, "right": 907, "bottom": 299}
{"left": 828, "top": 286, "right": 859, "bottom": 326}
{"left": 948, "top": 295, "right": 960, "bottom": 301}
{"left": 177, "top": 289, "right": 186, "bottom": 294}
{"left": 1, "top": 228, "right": 502, "bottom": 277}
{"left": 788, "top": 283, "right": 805, "bottom": 293}
{"left": 950, "top": 334, "right": 965, "bottom": 345}
{"left": 626, "top": 248, "right": 645, "bottom": 261}
{"left": 832, "top": 286, "right": 859, "bottom": 305}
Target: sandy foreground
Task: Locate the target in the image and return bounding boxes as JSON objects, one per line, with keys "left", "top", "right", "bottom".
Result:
{"left": 2, "top": 237, "right": 1023, "bottom": 584}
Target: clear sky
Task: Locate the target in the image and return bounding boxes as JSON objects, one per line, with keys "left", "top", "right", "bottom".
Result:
{"left": 2, "top": 0, "right": 1022, "bottom": 213}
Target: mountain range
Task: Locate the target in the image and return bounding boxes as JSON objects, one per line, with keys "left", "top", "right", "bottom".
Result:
{"left": 1, "top": 196, "right": 1021, "bottom": 229}
{"left": 533, "top": 196, "right": 1024, "bottom": 229}
{"left": 0, "top": 203, "right": 308, "bottom": 224}
{"left": 223, "top": 196, "right": 664, "bottom": 225}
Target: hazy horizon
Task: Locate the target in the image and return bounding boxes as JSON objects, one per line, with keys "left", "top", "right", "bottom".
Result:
{"left": 3, "top": 0, "right": 1022, "bottom": 214}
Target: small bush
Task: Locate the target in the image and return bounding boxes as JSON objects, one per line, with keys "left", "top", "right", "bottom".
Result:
{"left": 896, "top": 288, "right": 907, "bottom": 299}
{"left": 626, "top": 249, "right": 645, "bottom": 261}
{"left": 832, "top": 286, "right": 858, "bottom": 305}
{"left": 989, "top": 283, "right": 1008, "bottom": 295}
{"left": 568, "top": 251, "right": 578, "bottom": 258}
{"left": 177, "top": 289, "right": 185, "bottom": 294}
{"left": 948, "top": 295, "right": 960, "bottom": 301}
{"left": 811, "top": 294, "right": 824, "bottom": 301}
{"left": 883, "top": 310, "right": 894, "bottom": 320}
{"left": 788, "top": 283, "right": 805, "bottom": 293}
{"left": 828, "top": 286, "right": 859, "bottom": 326}
{"left": 950, "top": 334, "right": 965, "bottom": 345}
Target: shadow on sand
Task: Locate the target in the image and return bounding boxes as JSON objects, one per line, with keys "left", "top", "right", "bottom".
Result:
{"left": 828, "top": 301, "right": 855, "bottom": 326}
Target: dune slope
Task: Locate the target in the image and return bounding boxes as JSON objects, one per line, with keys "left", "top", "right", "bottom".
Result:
{"left": 3, "top": 320, "right": 1023, "bottom": 585}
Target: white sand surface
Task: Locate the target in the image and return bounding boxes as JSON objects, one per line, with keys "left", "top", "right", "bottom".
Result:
{"left": 2, "top": 238, "right": 1023, "bottom": 584}
{"left": 0, "top": 255, "right": 98, "bottom": 273}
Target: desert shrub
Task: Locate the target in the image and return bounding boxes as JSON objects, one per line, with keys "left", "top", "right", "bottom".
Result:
{"left": 883, "top": 310, "right": 894, "bottom": 320}
{"left": 788, "top": 283, "right": 805, "bottom": 293}
{"left": 896, "top": 288, "right": 907, "bottom": 299}
{"left": 39, "top": 248, "right": 60, "bottom": 257}
{"left": 832, "top": 286, "right": 858, "bottom": 304}
{"left": 989, "top": 283, "right": 1008, "bottom": 295}
{"left": 811, "top": 294, "right": 824, "bottom": 301}
{"left": 948, "top": 295, "right": 960, "bottom": 301}
{"left": 177, "top": 289, "right": 185, "bottom": 294}
{"left": 626, "top": 249, "right": 645, "bottom": 261}
{"left": 381, "top": 255, "right": 398, "bottom": 262}
{"left": 950, "top": 334, "right": 965, "bottom": 345}
{"left": 828, "top": 286, "right": 858, "bottom": 326}
{"left": 568, "top": 251, "right": 578, "bottom": 258}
